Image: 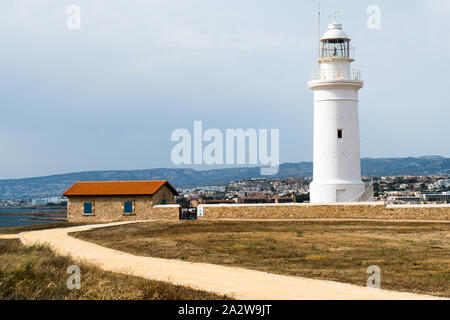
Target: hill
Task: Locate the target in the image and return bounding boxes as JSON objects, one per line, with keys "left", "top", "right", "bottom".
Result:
{"left": 0, "top": 156, "right": 448, "bottom": 200}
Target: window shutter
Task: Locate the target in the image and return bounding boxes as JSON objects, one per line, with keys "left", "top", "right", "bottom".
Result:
{"left": 123, "top": 201, "right": 133, "bottom": 214}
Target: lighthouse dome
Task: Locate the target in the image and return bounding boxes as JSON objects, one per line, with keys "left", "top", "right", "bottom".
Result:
{"left": 321, "top": 23, "right": 349, "bottom": 40}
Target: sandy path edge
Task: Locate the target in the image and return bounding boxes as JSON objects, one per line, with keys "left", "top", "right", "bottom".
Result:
{"left": 16, "top": 221, "right": 446, "bottom": 300}
{"left": 0, "top": 234, "right": 20, "bottom": 239}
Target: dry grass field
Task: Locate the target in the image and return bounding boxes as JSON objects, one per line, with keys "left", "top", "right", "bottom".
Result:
{"left": 74, "top": 220, "right": 450, "bottom": 298}
{"left": 0, "top": 239, "right": 228, "bottom": 300}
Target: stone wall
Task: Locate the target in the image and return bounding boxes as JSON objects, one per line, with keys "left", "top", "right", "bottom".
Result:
{"left": 68, "top": 193, "right": 449, "bottom": 223}
{"left": 197, "top": 203, "right": 450, "bottom": 221}
{"left": 151, "top": 185, "right": 176, "bottom": 205}
{"left": 151, "top": 205, "right": 180, "bottom": 220}
{"left": 67, "top": 186, "right": 178, "bottom": 223}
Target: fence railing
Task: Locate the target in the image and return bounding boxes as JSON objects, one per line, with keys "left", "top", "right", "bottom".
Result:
{"left": 349, "top": 178, "right": 374, "bottom": 202}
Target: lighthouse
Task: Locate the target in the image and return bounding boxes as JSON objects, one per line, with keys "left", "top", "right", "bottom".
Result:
{"left": 308, "top": 21, "right": 365, "bottom": 203}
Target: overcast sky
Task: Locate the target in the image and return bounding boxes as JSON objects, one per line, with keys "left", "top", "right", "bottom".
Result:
{"left": 0, "top": 0, "right": 449, "bottom": 179}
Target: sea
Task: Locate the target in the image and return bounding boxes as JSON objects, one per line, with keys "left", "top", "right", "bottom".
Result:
{"left": 0, "top": 208, "right": 62, "bottom": 228}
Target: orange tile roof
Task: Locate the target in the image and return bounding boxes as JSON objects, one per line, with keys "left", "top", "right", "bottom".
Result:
{"left": 63, "top": 180, "right": 178, "bottom": 197}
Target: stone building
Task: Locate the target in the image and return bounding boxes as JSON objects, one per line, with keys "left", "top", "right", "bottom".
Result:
{"left": 63, "top": 180, "right": 179, "bottom": 222}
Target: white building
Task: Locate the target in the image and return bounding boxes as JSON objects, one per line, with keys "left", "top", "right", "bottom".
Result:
{"left": 308, "top": 21, "right": 368, "bottom": 203}
{"left": 436, "top": 179, "right": 450, "bottom": 188}
{"left": 423, "top": 192, "right": 450, "bottom": 202}
{"left": 386, "top": 195, "right": 422, "bottom": 204}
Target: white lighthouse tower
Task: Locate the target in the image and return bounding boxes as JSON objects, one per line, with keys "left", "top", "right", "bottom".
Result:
{"left": 308, "top": 21, "right": 365, "bottom": 203}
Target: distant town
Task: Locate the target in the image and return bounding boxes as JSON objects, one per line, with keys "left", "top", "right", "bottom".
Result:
{"left": 0, "top": 175, "right": 448, "bottom": 208}
{"left": 0, "top": 196, "right": 67, "bottom": 208}
{"left": 177, "top": 175, "right": 450, "bottom": 207}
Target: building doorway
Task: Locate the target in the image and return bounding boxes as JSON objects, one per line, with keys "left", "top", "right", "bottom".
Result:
{"left": 179, "top": 207, "right": 197, "bottom": 220}
{"left": 336, "top": 189, "right": 346, "bottom": 202}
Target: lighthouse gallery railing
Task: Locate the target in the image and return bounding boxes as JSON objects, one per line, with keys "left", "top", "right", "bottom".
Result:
{"left": 310, "top": 69, "right": 361, "bottom": 81}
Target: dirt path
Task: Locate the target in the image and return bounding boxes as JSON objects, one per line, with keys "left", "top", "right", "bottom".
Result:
{"left": 18, "top": 221, "right": 446, "bottom": 300}
{"left": 0, "top": 234, "right": 20, "bottom": 239}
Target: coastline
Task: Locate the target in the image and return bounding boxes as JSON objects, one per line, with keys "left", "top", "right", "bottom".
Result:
{"left": 0, "top": 206, "right": 66, "bottom": 217}
{"left": 0, "top": 210, "right": 66, "bottom": 217}
{"left": 0, "top": 208, "right": 67, "bottom": 229}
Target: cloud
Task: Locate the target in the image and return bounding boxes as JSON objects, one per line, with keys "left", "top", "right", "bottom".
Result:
{"left": 0, "top": 1, "right": 448, "bottom": 179}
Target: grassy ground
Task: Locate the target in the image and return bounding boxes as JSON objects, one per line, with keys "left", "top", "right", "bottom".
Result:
{"left": 73, "top": 220, "right": 450, "bottom": 298}
{"left": 0, "top": 239, "right": 228, "bottom": 300}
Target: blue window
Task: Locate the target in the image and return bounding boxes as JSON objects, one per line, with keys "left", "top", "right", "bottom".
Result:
{"left": 124, "top": 201, "right": 133, "bottom": 214}
{"left": 161, "top": 199, "right": 167, "bottom": 205}
{"left": 84, "top": 202, "right": 93, "bottom": 215}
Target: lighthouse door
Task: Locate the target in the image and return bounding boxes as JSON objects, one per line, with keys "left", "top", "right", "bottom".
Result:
{"left": 336, "top": 189, "right": 346, "bottom": 202}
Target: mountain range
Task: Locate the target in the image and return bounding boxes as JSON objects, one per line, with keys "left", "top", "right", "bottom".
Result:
{"left": 0, "top": 156, "right": 448, "bottom": 200}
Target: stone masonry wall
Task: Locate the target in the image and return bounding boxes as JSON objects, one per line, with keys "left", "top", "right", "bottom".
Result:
{"left": 197, "top": 203, "right": 450, "bottom": 221}
{"left": 152, "top": 205, "right": 180, "bottom": 220}
{"left": 68, "top": 194, "right": 449, "bottom": 223}
{"left": 151, "top": 185, "right": 176, "bottom": 205}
